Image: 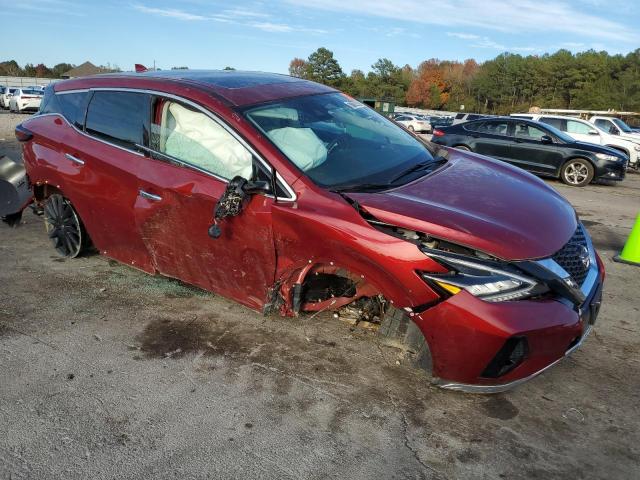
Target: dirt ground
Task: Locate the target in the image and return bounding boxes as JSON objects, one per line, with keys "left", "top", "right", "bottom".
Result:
{"left": 1, "top": 110, "right": 639, "bottom": 479}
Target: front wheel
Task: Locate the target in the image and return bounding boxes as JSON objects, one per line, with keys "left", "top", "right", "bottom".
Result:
{"left": 408, "top": 125, "right": 415, "bottom": 132}
{"left": 561, "top": 159, "right": 594, "bottom": 187}
{"left": 44, "top": 194, "right": 87, "bottom": 258}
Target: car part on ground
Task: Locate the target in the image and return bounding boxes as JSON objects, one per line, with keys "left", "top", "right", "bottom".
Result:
{"left": 0, "top": 156, "right": 31, "bottom": 224}
{"left": 6, "top": 70, "right": 605, "bottom": 392}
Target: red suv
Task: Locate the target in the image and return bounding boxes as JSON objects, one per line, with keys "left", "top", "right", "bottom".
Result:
{"left": 9, "top": 71, "right": 604, "bottom": 392}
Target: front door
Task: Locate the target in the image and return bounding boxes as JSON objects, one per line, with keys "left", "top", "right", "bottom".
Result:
{"left": 508, "top": 121, "right": 563, "bottom": 175}
{"left": 133, "top": 97, "right": 277, "bottom": 310}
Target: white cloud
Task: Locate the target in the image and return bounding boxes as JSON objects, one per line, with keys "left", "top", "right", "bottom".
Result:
{"left": 250, "top": 21, "right": 294, "bottom": 32}
{"left": 132, "top": 5, "right": 206, "bottom": 21}
{"left": 283, "top": 0, "right": 639, "bottom": 43}
{"left": 447, "top": 32, "right": 480, "bottom": 40}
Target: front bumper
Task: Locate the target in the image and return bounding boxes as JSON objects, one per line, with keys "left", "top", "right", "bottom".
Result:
{"left": 414, "top": 227, "right": 603, "bottom": 393}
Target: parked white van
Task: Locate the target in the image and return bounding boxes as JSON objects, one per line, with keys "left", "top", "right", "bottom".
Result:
{"left": 511, "top": 114, "right": 639, "bottom": 169}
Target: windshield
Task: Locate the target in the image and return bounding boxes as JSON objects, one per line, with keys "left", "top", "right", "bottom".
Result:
{"left": 243, "top": 93, "right": 438, "bottom": 190}
{"left": 612, "top": 118, "right": 633, "bottom": 133}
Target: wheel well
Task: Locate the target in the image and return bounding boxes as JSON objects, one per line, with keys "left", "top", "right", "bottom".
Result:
{"left": 33, "top": 183, "right": 64, "bottom": 203}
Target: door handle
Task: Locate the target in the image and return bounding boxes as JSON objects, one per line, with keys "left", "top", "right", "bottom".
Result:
{"left": 139, "top": 189, "right": 162, "bottom": 202}
{"left": 64, "top": 153, "right": 85, "bottom": 165}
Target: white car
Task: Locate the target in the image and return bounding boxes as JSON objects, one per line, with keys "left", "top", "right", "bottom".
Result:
{"left": 0, "top": 87, "right": 19, "bottom": 109}
{"left": 393, "top": 114, "right": 432, "bottom": 133}
{"left": 589, "top": 116, "right": 640, "bottom": 143}
{"left": 512, "top": 114, "right": 640, "bottom": 168}
{"left": 8, "top": 88, "right": 43, "bottom": 113}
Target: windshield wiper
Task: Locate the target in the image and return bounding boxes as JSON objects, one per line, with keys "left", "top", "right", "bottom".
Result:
{"left": 388, "top": 158, "right": 447, "bottom": 185}
{"left": 329, "top": 183, "right": 393, "bottom": 193}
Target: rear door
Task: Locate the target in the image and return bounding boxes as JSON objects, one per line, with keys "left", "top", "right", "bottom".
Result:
{"left": 464, "top": 120, "right": 513, "bottom": 159}
{"left": 133, "top": 96, "right": 278, "bottom": 310}
{"left": 71, "top": 90, "right": 155, "bottom": 271}
{"left": 508, "top": 121, "right": 564, "bottom": 175}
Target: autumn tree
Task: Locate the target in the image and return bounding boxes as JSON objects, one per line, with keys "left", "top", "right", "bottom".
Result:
{"left": 288, "top": 57, "right": 307, "bottom": 78}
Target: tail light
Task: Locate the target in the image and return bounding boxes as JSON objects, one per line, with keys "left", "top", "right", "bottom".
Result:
{"left": 15, "top": 125, "right": 33, "bottom": 142}
{"left": 433, "top": 129, "right": 446, "bottom": 137}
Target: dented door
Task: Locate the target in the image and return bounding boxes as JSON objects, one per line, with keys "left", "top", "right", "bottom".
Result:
{"left": 133, "top": 156, "right": 277, "bottom": 311}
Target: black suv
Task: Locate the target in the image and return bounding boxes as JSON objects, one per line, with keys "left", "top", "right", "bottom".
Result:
{"left": 431, "top": 117, "right": 627, "bottom": 186}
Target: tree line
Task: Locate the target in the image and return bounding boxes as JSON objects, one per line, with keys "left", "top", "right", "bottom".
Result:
{"left": 290, "top": 47, "right": 640, "bottom": 114}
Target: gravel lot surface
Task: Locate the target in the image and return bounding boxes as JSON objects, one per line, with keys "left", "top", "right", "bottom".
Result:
{"left": 1, "top": 109, "right": 639, "bottom": 479}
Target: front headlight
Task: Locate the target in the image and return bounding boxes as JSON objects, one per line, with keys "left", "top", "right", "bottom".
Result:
{"left": 596, "top": 153, "right": 621, "bottom": 161}
{"left": 421, "top": 249, "right": 548, "bottom": 302}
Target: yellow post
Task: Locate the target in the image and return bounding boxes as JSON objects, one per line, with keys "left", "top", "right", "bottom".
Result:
{"left": 614, "top": 213, "right": 640, "bottom": 267}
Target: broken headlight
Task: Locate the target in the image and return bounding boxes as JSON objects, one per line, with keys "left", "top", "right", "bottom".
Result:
{"left": 421, "top": 249, "right": 548, "bottom": 302}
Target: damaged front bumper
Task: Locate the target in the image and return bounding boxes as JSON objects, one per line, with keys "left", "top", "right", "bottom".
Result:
{"left": 0, "top": 156, "right": 32, "bottom": 224}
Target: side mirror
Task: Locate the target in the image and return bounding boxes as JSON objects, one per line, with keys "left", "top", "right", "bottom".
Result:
{"left": 611, "top": 128, "right": 620, "bottom": 135}
{"left": 588, "top": 130, "right": 599, "bottom": 135}
{"left": 208, "top": 176, "right": 271, "bottom": 239}
{"left": 540, "top": 135, "right": 553, "bottom": 144}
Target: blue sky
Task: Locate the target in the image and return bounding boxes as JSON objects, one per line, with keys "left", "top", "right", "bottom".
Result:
{"left": 2, "top": 0, "right": 639, "bottom": 73}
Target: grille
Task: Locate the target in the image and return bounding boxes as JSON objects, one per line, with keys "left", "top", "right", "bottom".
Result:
{"left": 552, "top": 225, "right": 590, "bottom": 286}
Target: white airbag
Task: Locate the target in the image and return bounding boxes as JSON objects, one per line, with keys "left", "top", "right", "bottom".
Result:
{"left": 165, "top": 102, "right": 252, "bottom": 179}
{"left": 267, "top": 127, "right": 327, "bottom": 171}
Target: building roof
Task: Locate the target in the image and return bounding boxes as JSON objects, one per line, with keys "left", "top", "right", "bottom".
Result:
{"left": 61, "top": 62, "right": 106, "bottom": 78}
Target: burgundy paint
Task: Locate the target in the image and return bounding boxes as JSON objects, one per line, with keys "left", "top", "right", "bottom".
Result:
{"left": 19, "top": 72, "right": 604, "bottom": 388}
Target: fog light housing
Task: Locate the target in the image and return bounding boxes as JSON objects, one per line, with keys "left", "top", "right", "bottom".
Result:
{"left": 481, "top": 336, "right": 529, "bottom": 378}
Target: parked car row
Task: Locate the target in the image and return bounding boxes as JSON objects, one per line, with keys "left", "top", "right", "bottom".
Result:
{"left": 389, "top": 113, "right": 454, "bottom": 133}
{"left": 511, "top": 113, "right": 640, "bottom": 168}
{"left": 0, "top": 85, "right": 44, "bottom": 113}
{"left": 431, "top": 117, "right": 628, "bottom": 186}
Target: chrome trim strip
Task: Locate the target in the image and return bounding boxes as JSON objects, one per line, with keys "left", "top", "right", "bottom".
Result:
{"left": 64, "top": 153, "right": 84, "bottom": 165}
{"left": 139, "top": 189, "right": 162, "bottom": 202}
{"left": 434, "top": 325, "right": 593, "bottom": 394}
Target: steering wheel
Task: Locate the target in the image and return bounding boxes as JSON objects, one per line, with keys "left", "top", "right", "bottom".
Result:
{"left": 326, "top": 133, "right": 350, "bottom": 156}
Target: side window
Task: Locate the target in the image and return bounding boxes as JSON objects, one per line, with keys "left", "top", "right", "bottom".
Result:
{"left": 478, "top": 120, "right": 510, "bottom": 136}
{"left": 540, "top": 117, "right": 566, "bottom": 131}
{"left": 594, "top": 119, "right": 617, "bottom": 134}
{"left": 149, "top": 99, "right": 253, "bottom": 180}
{"left": 513, "top": 122, "right": 546, "bottom": 140}
{"left": 455, "top": 113, "right": 465, "bottom": 120}
{"left": 85, "top": 91, "right": 149, "bottom": 149}
{"left": 39, "top": 91, "right": 88, "bottom": 129}
{"left": 566, "top": 120, "right": 594, "bottom": 135}
{"left": 463, "top": 121, "right": 484, "bottom": 132}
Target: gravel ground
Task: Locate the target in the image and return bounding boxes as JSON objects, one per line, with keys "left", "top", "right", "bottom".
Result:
{"left": 1, "top": 109, "right": 639, "bottom": 479}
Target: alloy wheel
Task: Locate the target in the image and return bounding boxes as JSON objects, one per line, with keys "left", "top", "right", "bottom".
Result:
{"left": 44, "top": 194, "right": 83, "bottom": 258}
{"left": 565, "top": 162, "right": 590, "bottom": 185}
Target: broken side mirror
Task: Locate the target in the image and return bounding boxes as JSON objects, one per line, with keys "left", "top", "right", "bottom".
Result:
{"left": 208, "top": 176, "right": 271, "bottom": 239}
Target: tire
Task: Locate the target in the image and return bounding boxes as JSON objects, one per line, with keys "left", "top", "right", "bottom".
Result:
{"left": 43, "top": 194, "right": 87, "bottom": 258}
{"left": 561, "top": 158, "right": 594, "bottom": 187}
{"left": 454, "top": 145, "right": 470, "bottom": 151}
{"left": 379, "top": 305, "right": 433, "bottom": 373}
{"left": 408, "top": 125, "right": 415, "bottom": 132}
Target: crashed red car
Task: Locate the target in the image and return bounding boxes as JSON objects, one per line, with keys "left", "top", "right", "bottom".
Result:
{"left": 6, "top": 70, "right": 604, "bottom": 392}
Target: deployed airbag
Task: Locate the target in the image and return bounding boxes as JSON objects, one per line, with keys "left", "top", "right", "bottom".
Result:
{"left": 164, "top": 102, "right": 253, "bottom": 180}
{"left": 267, "top": 127, "right": 327, "bottom": 171}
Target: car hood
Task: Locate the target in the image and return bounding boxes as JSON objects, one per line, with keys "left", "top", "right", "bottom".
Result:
{"left": 569, "top": 141, "right": 627, "bottom": 157}
{"left": 347, "top": 151, "right": 577, "bottom": 260}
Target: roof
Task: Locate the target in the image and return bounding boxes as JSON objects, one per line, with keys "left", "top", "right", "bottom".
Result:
{"left": 54, "top": 70, "right": 336, "bottom": 107}
{"left": 61, "top": 62, "right": 107, "bottom": 78}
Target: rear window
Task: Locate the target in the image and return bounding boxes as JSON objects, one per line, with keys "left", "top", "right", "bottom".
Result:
{"left": 41, "top": 91, "right": 88, "bottom": 129}
{"left": 85, "top": 91, "right": 149, "bottom": 149}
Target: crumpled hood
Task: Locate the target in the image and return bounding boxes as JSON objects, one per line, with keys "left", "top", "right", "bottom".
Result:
{"left": 347, "top": 151, "right": 577, "bottom": 260}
